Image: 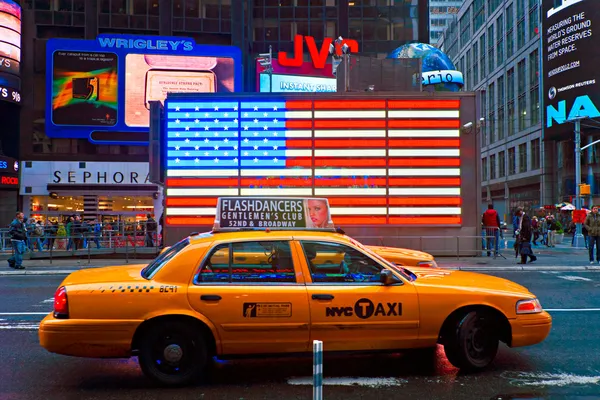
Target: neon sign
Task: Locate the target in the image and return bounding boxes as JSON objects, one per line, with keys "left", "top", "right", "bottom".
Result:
{"left": 277, "top": 35, "right": 358, "bottom": 69}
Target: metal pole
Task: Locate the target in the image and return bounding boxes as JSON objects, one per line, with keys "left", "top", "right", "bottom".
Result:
{"left": 269, "top": 45, "right": 273, "bottom": 93}
{"left": 313, "top": 340, "right": 323, "bottom": 400}
{"left": 573, "top": 118, "right": 586, "bottom": 248}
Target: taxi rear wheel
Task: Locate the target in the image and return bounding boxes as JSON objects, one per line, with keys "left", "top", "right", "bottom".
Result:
{"left": 443, "top": 310, "right": 499, "bottom": 370}
{"left": 138, "top": 321, "right": 208, "bottom": 386}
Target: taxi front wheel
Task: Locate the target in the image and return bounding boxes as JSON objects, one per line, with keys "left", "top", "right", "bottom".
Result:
{"left": 138, "top": 321, "right": 208, "bottom": 386}
{"left": 443, "top": 310, "right": 499, "bottom": 370}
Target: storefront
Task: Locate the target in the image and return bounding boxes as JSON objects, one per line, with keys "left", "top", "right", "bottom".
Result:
{"left": 20, "top": 161, "right": 162, "bottom": 226}
{"left": 0, "top": 155, "right": 20, "bottom": 226}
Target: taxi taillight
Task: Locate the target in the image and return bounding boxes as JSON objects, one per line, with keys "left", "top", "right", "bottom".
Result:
{"left": 53, "top": 286, "right": 69, "bottom": 319}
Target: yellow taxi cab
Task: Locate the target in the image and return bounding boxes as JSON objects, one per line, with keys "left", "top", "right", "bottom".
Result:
{"left": 39, "top": 197, "right": 552, "bottom": 386}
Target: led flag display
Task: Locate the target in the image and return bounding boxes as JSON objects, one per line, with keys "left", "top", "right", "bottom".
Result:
{"left": 163, "top": 97, "right": 462, "bottom": 227}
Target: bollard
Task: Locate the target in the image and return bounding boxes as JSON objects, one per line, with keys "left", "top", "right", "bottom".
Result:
{"left": 313, "top": 340, "right": 323, "bottom": 400}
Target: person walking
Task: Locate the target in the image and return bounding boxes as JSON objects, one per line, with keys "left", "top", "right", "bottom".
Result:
{"left": 532, "top": 216, "right": 540, "bottom": 246}
{"left": 547, "top": 215, "right": 557, "bottom": 248}
{"left": 516, "top": 208, "right": 537, "bottom": 264}
{"left": 584, "top": 206, "right": 600, "bottom": 264}
{"left": 7, "top": 212, "right": 27, "bottom": 270}
{"left": 145, "top": 214, "right": 157, "bottom": 247}
{"left": 482, "top": 204, "right": 501, "bottom": 257}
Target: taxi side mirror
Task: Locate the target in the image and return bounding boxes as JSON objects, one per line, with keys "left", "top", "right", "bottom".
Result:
{"left": 380, "top": 269, "right": 402, "bottom": 285}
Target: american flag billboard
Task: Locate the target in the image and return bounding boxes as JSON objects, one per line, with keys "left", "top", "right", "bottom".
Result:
{"left": 163, "top": 95, "right": 462, "bottom": 227}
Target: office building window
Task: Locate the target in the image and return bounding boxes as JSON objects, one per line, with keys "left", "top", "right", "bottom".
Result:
{"left": 518, "top": 143, "right": 527, "bottom": 173}
{"left": 488, "top": 25, "right": 495, "bottom": 73}
{"left": 517, "top": 59, "right": 527, "bottom": 130}
{"left": 474, "top": 0, "right": 485, "bottom": 32}
{"left": 496, "top": 14, "right": 504, "bottom": 64}
{"left": 482, "top": 157, "right": 488, "bottom": 181}
{"left": 473, "top": 44, "right": 479, "bottom": 86}
{"left": 529, "top": 1, "right": 539, "bottom": 38}
{"left": 490, "top": 154, "right": 496, "bottom": 180}
{"left": 530, "top": 86, "right": 540, "bottom": 126}
{"left": 517, "top": 0, "right": 524, "bottom": 19}
{"left": 499, "top": 150, "right": 506, "bottom": 177}
{"left": 506, "top": 3, "right": 514, "bottom": 58}
{"left": 460, "top": 11, "right": 471, "bottom": 48}
{"left": 489, "top": 0, "right": 502, "bottom": 15}
{"left": 517, "top": 18, "right": 525, "bottom": 50}
{"left": 531, "top": 138, "right": 541, "bottom": 170}
{"left": 482, "top": 90, "right": 487, "bottom": 146}
{"left": 507, "top": 68, "right": 515, "bottom": 135}
{"left": 508, "top": 147, "right": 516, "bottom": 175}
{"left": 488, "top": 82, "right": 495, "bottom": 143}
{"left": 497, "top": 74, "right": 505, "bottom": 140}
{"left": 480, "top": 34, "right": 486, "bottom": 79}
{"left": 467, "top": 49, "right": 472, "bottom": 90}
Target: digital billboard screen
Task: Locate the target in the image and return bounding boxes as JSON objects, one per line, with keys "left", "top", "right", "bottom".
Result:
{"left": 0, "top": 0, "right": 21, "bottom": 104}
{"left": 543, "top": 0, "right": 600, "bottom": 139}
{"left": 162, "top": 94, "right": 462, "bottom": 228}
{"left": 46, "top": 35, "right": 242, "bottom": 144}
{"left": 259, "top": 73, "right": 336, "bottom": 93}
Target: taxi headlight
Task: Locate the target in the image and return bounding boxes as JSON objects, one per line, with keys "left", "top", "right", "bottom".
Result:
{"left": 417, "top": 260, "right": 438, "bottom": 268}
{"left": 516, "top": 298, "right": 543, "bottom": 314}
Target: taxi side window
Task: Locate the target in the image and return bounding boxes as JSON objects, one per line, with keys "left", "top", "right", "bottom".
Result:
{"left": 196, "top": 241, "right": 296, "bottom": 284}
{"left": 300, "top": 241, "right": 384, "bottom": 284}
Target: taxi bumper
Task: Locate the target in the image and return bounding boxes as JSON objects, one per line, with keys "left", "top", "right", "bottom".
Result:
{"left": 39, "top": 313, "right": 142, "bottom": 358}
{"left": 509, "top": 311, "right": 552, "bottom": 348}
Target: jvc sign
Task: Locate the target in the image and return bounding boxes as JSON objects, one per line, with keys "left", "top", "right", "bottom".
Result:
{"left": 277, "top": 35, "right": 359, "bottom": 69}
{"left": 546, "top": 95, "right": 600, "bottom": 127}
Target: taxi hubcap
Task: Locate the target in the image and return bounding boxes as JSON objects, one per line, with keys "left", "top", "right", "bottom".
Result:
{"left": 163, "top": 344, "right": 184, "bottom": 363}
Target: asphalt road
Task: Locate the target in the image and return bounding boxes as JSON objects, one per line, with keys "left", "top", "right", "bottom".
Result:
{"left": 1, "top": 271, "right": 600, "bottom": 400}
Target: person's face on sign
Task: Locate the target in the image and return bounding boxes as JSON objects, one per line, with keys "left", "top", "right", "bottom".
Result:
{"left": 307, "top": 200, "right": 328, "bottom": 228}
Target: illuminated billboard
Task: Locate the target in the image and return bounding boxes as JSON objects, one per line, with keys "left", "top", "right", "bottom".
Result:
{"left": 542, "top": 0, "right": 600, "bottom": 139}
{"left": 45, "top": 34, "right": 242, "bottom": 143}
{"left": 0, "top": 0, "right": 21, "bottom": 104}
{"left": 162, "top": 94, "right": 462, "bottom": 227}
{"left": 259, "top": 73, "right": 336, "bottom": 93}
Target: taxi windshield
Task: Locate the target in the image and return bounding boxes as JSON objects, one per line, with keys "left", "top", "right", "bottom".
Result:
{"left": 141, "top": 238, "right": 190, "bottom": 279}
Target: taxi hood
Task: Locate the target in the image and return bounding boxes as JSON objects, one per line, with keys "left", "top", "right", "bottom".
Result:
{"left": 367, "top": 245, "right": 434, "bottom": 261}
{"left": 61, "top": 264, "right": 148, "bottom": 286}
{"left": 406, "top": 267, "right": 533, "bottom": 296}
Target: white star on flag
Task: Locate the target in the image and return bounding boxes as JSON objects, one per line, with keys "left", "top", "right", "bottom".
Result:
{"left": 233, "top": 118, "right": 238, "bottom": 123}
{"left": 233, "top": 145, "right": 238, "bottom": 150}
{"left": 214, "top": 106, "right": 219, "bottom": 111}
{"left": 253, "top": 145, "right": 259, "bottom": 150}
{"left": 244, "top": 126, "right": 249, "bottom": 130}
{"left": 263, "top": 126, "right": 268, "bottom": 130}
{"left": 184, "top": 152, "right": 190, "bottom": 156}
{"left": 175, "top": 119, "right": 180, "bottom": 124}
{"left": 195, "top": 133, "right": 200, "bottom": 137}
{"left": 204, "top": 126, "right": 209, "bottom": 130}
{"left": 175, "top": 146, "right": 180, "bottom": 150}
{"left": 234, "top": 106, "right": 238, "bottom": 111}
{"left": 205, "top": 113, "right": 209, "bottom": 117}
{"left": 214, "top": 119, "right": 219, "bottom": 124}
{"left": 195, "top": 158, "right": 200, "bottom": 163}
{"left": 195, "top": 146, "right": 200, "bottom": 150}
{"left": 244, "top": 112, "right": 248, "bottom": 117}
{"left": 194, "top": 107, "right": 199, "bottom": 111}
{"left": 273, "top": 106, "right": 278, "bottom": 111}
{"left": 185, "top": 126, "right": 190, "bottom": 131}
{"left": 204, "top": 138, "right": 209, "bottom": 143}
{"left": 233, "top": 157, "right": 238, "bottom": 162}
{"left": 224, "top": 138, "right": 229, "bottom": 143}
{"left": 214, "top": 145, "right": 220, "bottom": 150}
{"left": 263, "top": 151, "right": 268, "bottom": 156}
{"left": 254, "top": 119, "right": 259, "bottom": 124}
{"left": 254, "top": 106, "right": 258, "bottom": 111}
{"left": 175, "top": 133, "right": 180, "bottom": 137}
{"left": 214, "top": 132, "right": 219, "bottom": 137}
{"left": 185, "top": 113, "right": 190, "bottom": 117}
{"left": 273, "top": 145, "right": 278, "bottom": 150}
{"left": 224, "top": 113, "right": 229, "bottom": 117}
{"left": 273, "top": 132, "right": 278, "bottom": 136}
{"left": 244, "top": 138, "right": 249, "bottom": 143}
{"left": 224, "top": 126, "right": 229, "bottom": 131}
{"left": 243, "top": 151, "right": 249, "bottom": 156}
{"left": 253, "top": 157, "right": 259, "bottom": 163}
{"left": 273, "top": 157, "right": 279, "bottom": 163}
{"left": 195, "top": 119, "right": 200, "bottom": 124}
{"left": 263, "top": 138, "right": 269, "bottom": 143}
{"left": 263, "top": 112, "right": 268, "bottom": 117}
{"left": 224, "top": 151, "right": 229, "bottom": 156}
{"left": 273, "top": 119, "right": 278, "bottom": 123}
{"left": 175, "top": 107, "right": 180, "bottom": 111}
{"left": 214, "top": 158, "right": 219, "bottom": 163}
{"left": 185, "top": 138, "right": 190, "bottom": 143}
{"left": 204, "top": 152, "right": 209, "bottom": 156}
{"left": 175, "top": 158, "right": 180, "bottom": 163}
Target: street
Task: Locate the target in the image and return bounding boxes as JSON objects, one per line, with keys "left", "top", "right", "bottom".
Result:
{"left": 2, "top": 271, "right": 600, "bottom": 400}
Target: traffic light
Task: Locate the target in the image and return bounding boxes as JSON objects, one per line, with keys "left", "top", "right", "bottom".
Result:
{"left": 257, "top": 46, "right": 273, "bottom": 74}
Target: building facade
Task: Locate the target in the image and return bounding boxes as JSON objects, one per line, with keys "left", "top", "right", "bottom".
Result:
{"left": 429, "top": 0, "right": 461, "bottom": 45}
{"left": 13, "top": 0, "right": 429, "bottom": 225}
{"left": 441, "top": 0, "right": 543, "bottom": 222}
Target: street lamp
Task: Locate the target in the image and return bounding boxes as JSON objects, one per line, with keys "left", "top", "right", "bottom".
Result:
{"left": 572, "top": 116, "right": 587, "bottom": 248}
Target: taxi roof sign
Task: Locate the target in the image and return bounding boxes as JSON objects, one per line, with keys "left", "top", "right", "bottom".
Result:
{"left": 213, "top": 197, "right": 335, "bottom": 232}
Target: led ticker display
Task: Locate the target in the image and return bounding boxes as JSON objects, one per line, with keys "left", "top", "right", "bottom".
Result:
{"left": 0, "top": 0, "right": 21, "bottom": 104}
{"left": 46, "top": 34, "right": 242, "bottom": 143}
{"left": 163, "top": 95, "right": 462, "bottom": 227}
{"left": 259, "top": 73, "right": 337, "bottom": 93}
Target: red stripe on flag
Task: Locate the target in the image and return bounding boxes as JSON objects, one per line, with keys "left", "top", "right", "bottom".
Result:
{"left": 166, "top": 216, "right": 214, "bottom": 225}
{"left": 314, "top": 139, "right": 387, "bottom": 148}
{"left": 389, "top": 158, "right": 460, "bottom": 167}
{"left": 388, "top": 177, "right": 461, "bottom": 186}
{"left": 389, "top": 216, "right": 462, "bottom": 225}
{"left": 166, "top": 178, "right": 237, "bottom": 187}
{"left": 388, "top": 120, "right": 460, "bottom": 128}
{"left": 240, "top": 177, "right": 313, "bottom": 187}
{"left": 387, "top": 99, "right": 460, "bottom": 109}
{"left": 287, "top": 157, "right": 313, "bottom": 167}
{"left": 285, "top": 100, "right": 313, "bottom": 110}
{"left": 314, "top": 100, "right": 386, "bottom": 109}
{"left": 388, "top": 139, "right": 460, "bottom": 148}
{"left": 315, "top": 177, "right": 386, "bottom": 186}
{"left": 166, "top": 198, "right": 218, "bottom": 207}
{"left": 315, "top": 158, "right": 387, "bottom": 167}
{"left": 389, "top": 197, "right": 462, "bottom": 206}
{"left": 285, "top": 120, "right": 312, "bottom": 129}
{"left": 333, "top": 216, "right": 387, "bottom": 225}
{"left": 315, "top": 120, "right": 387, "bottom": 128}
{"left": 328, "top": 197, "right": 388, "bottom": 206}
{"left": 285, "top": 139, "right": 313, "bottom": 148}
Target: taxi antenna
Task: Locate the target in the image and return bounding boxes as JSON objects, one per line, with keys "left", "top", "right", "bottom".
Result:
{"left": 335, "top": 227, "right": 345, "bottom": 235}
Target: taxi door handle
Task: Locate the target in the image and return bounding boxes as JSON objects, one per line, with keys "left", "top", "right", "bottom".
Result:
{"left": 312, "top": 294, "right": 334, "bottom": 300}
{"left": 201, "top": 295, "right": 222, "bottom": 301}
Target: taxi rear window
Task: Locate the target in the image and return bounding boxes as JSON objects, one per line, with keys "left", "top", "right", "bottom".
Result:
{"left": 142, "top": 238, "right": 190, "bottom": 279}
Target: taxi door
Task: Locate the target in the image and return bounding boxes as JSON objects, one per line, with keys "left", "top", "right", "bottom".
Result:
{"left": 293, "top": 239, "right": 420, "bottom": 352}
{"left": 187, "top": 239, "right": 311, "bottom": 355}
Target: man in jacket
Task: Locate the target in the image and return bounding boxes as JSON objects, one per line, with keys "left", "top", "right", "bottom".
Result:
{"left": 482, "top": 204, "right": 501, "bottom": 257}
{"left": 584, "top": 206, "right": 600, "bottom": 264}
{"left": 145, "top": 214, "right": 157, "bottom": 247}
{"left": 516, "top": 208, "right": 537, "bottom": 264}
{"left": 8, "top": 211, "right": 27, "bottom": 269}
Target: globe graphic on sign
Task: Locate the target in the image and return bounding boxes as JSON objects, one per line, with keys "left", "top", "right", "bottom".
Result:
{"left": 387, "top": 43, "right": 463, "bottom": 92}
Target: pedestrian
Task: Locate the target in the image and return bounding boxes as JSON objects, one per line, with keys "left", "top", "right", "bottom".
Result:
{"left": 583, "top": 206, "right": 600, "bottom": 264}
{"left": 516, "top": 207, "right": 537, "bottom": 264}
{"left": 482, "top": 204, "right": 501, "bottom": 257}
{"left": 547, "top": 215, "right": 557, "bottom": 248}
{"left": 532, "top": 216, "right": 540, "bottom": 246}
{"left": 583, "top": 224, "right": 589, "bottom": 249}
{"left": 145, "top": 214, "right": 157, "bottom": 247}
{"left": 512, "top": 212, "right": 519, "bottom": 238}
{"left": 7, "top": 211, "right": 27, "bottom": 270}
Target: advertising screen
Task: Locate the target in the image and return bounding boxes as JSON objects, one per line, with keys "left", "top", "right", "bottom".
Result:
{"left": 542, "top": 0, "right": 600, "bottom": 139}
{"left": 162, "top": 94, "right": 462, "bottom": 227}
{"left": 259, "top": 73, "right": 336, "bottom": 93}
{"left": 46, "top": 35, "right": 242, "bottom": 143}
{"left": 0, "top": 0, "right": 21, "bottom": 104}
